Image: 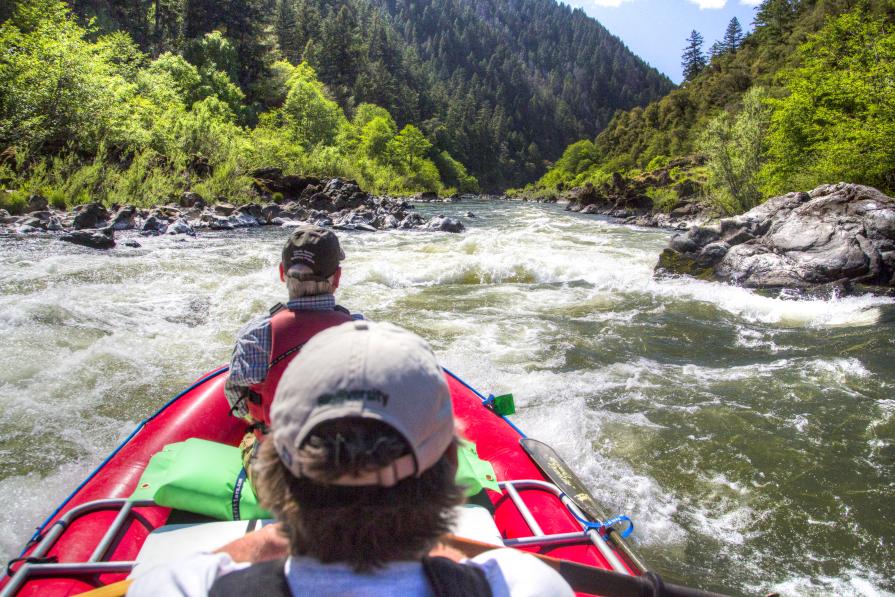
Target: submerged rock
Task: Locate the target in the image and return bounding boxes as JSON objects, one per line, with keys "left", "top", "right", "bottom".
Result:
{"left": 656, "top": 183, "right": 895, "bottom": 292}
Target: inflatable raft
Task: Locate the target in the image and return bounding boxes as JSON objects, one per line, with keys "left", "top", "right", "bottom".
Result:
{"left": 2, "top": 368, "right": 643, "bottom": 596}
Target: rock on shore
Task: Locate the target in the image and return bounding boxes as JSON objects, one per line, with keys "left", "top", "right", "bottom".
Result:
{"left": 656, "top": 183, "right": 895, "bottom": 293}
{"left": 1, "top": 175, "right": 465, "bottom": 249}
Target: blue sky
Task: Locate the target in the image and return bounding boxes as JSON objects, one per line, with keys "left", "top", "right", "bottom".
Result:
{"left": 566, "top": 0, "right": 763, "bottom": 84}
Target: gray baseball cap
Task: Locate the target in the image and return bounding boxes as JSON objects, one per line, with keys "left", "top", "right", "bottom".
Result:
{"left": 270, "top": 320, "right": 455, "bottom": 486}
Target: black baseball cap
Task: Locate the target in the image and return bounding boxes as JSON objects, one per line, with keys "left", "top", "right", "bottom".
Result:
{"left": 281, "top": 225, "right": 345, "bottom": 281}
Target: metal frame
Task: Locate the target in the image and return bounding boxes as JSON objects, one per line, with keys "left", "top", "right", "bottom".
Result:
{"left": 2, "top": 499, "right": 156, "bottom": 597}
{"left": 497, "top": 480, "right": 630, "bottom": 575}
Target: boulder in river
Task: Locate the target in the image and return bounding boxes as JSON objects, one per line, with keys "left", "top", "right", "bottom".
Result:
{"left": 423, "top": 215, "right": 465, "bottom": 233}
{"left": 656, "top": 183, "right": 895, "bottom": 292}
{"left": 60, "top": 227, "right": 115, "bottom": 249}
{"left": 72, "top": 203, "right": 110, "bottom": 230}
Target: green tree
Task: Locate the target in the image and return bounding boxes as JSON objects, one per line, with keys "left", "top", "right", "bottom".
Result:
{"left": 388, "top": 124, "right": 432, "bottom": 171}
{"left": 358, "top": 115, "right": 398, "bottom": 162}
{"left": 763, "top": 9, "right": 895, "bottom": 194}
{"left": 279, "top": 64, "right": 347, "bottom": 148}
{"left": 681, "top": 30, "right": 707, "bottom": 82}
{"left": 699, "top": 86, "right": 772, "bottom": 214}
{"left": 723, "top": 17, "right": 744, "bottom": 53}
{"left": 0, "top": 0, "right": 131, "bottom": 154}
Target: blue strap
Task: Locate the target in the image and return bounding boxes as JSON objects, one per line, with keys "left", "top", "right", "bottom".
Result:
{"left": 567, "top": 502, "right": 635, "bottom": 538}
{"left": 232, "top": 468, "right": 248, "bottom": 521}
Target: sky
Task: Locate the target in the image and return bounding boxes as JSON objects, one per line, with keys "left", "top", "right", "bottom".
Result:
{"left": 566, "top": 0, "right": 763, "bottom": 84}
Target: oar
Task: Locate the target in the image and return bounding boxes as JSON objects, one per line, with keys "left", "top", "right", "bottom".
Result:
{"left": 443, "top": 534, "right": 729, "bottom": 597}
{"left": 520, "top": 437, "right": 651, "bottom": 574}
{"left": 77, "top": 536, "right": 728, "bottom": 597}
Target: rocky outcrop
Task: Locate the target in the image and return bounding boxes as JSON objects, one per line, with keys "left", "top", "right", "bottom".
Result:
{"left": 563, "top": 155, "right": 711, "bottom": 229}
{"left": 0, "top": 176, "right": 467, "bottom": 245}
{"left": 656, "top": 183, "right": 895, "bottom": 293}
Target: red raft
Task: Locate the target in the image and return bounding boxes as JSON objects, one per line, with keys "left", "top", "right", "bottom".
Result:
{"left": 2, "top": 368, "right": 640, "bottom": 596}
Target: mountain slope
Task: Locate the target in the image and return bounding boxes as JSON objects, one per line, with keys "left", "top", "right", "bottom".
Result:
{"left": 66, "top": 0, "right": 675, "bottom": 189}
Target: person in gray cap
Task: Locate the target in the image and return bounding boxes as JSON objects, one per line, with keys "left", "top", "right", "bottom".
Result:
{"left": 225, "top": 225, "right": 359, "bottom": 478}
{"left": 128, "top": 321, "right": 573, "bottom": 597}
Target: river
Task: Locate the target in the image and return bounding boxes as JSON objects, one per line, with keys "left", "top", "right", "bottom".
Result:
{"left": 1, "top": 200, "right": 893, "bottom": 595}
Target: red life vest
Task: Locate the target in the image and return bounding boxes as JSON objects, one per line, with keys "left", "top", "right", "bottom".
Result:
{"left": 247, "top": 305, "right": 353, "bottom": 437}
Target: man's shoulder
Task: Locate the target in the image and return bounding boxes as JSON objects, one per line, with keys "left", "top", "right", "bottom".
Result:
{"left": 468, "top": 548, "right": 574, "bottom": 597}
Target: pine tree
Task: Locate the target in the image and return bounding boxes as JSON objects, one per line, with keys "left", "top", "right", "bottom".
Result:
{"left": 276, "top": 0, "right": 301, "bottom": 64}
{"left": 723, "top": 17, "right": 744, "bottom": 52}
{"left": 681, "top": 30, "right": 706, "bottom": 81}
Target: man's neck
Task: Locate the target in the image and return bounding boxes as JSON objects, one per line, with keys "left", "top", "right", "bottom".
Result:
{"left": 286, "top": 294, "right": 336, "bottom": 311}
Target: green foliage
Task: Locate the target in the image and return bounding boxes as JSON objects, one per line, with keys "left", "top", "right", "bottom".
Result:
{"left": 645, "top": 187, "right": 680, "bottom": 213}
{"left": 0, "top": 189, "right": 28, "bottom": 215}
{"left": 762, "top": 9, "right": 895, "bottom": 195}
{"left": 0, "top": 1, "right": 477, "bottom": 206}
{"left": 699, "top": 87, "right": 772, "bottom": 214}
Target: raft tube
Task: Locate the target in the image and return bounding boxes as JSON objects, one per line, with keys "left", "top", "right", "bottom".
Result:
{"left": 2, "top": 368, "right": 638, "bottom": 596}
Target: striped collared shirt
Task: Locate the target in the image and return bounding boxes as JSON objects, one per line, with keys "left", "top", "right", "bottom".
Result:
{"left": 225, "top": 294, "right": 359, "bottom": 417}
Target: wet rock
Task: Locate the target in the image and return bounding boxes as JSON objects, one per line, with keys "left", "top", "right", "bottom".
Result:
{"left": 236, "top": 203, "right": 264, "bottom": 222}
{"left": 27, "top": 194, "right": 48, "bottom": 212}
{"left": 581, "top": 204, "right": 600, "bottom": 215}
{"left": 201, "top": 213, "right": 234, "bottom": 230}
{"left": 415, "top": 191, "right": 438, "bottom": 202}
{"left": 166, "top": 218, "right": 195, "bottom": 235}
{"left": 123, "top": 239, "right": 142, "bottom": 248}
{"left": 142, "top": 215, "right": 167, "bottom": 233}
{"left": 214, "top": 202, "right": 236, "bottom": 216}
{"left": 260, "top": 203, "right": 282, "bottom": 224}
{"left": 229, "top": 212, "right": 260, "bottom": 227}
{"left": 424, "top": 215, "right": 465, "bottom": 233}
{"left": 153, "top": 205, "right": 182, "bottom": 220}
{"left": 60, "top": 227, "right": 115, "bottom": 249}
{"left": 111, "top": 206, "right": 137, "bottom": 231}
{"left": 656, "top": 183, "right": 895, "bottom": 292}
{"left": 399, "top": 212, "right": 426, "bottom": 229}
{"left": 180, "top": 191, "right": 205, "bottom": 209}
{"left": 465, "top": 212, "right": 476, "bottom": 218}
{"left": 307, "top": 193, "right": 335, "bottom": 212}
{"left": 72, "top": 203, "right": 110, "bottom": 230}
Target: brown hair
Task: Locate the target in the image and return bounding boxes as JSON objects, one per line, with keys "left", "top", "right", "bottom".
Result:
{"left": 253, "top": 419, "right": 463, "bottom": 571}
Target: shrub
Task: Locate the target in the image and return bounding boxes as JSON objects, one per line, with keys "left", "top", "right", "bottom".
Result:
{"left": 0, "top": 189, "right": 28, "bottom": 214}
{"left": 646, "top": 187, "right": 680, "bottom": 213}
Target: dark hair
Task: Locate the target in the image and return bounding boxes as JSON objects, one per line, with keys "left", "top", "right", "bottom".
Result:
{"left": 253, "top": 419, "right": 463, "bottom": 571}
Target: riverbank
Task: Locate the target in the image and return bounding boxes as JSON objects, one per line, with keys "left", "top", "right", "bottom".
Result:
{"left": 0, "top": 176, "right": 469, "bottom": 249}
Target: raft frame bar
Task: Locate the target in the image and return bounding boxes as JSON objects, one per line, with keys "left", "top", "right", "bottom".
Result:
{"left": 498, "top": 480, "right": 630, "bottom": 575}
{"left": 2, "top": 499, "right": 155, "bottom": 597}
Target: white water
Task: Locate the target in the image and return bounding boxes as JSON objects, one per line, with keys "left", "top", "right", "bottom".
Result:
{"left": 1, "top": 201, "right": 893, "bottom": 595}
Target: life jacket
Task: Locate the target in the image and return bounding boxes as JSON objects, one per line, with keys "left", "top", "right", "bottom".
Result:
{"left": 246, "top": 304, "right": 353, "bottom": 437}
{"left": 208, "top": 556, "right": 493, "bottom": 597}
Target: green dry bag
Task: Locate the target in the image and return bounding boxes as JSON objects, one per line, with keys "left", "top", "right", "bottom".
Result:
{"left": 130, "top": 438, "right": 271, "bottom": 521}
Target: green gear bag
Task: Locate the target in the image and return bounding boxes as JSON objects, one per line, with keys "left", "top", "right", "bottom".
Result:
{"left": 130, "top": 438, "right": 271, "bottom": 521}
{"left": 455, "top": 438, "right": 500, "bottom": 496}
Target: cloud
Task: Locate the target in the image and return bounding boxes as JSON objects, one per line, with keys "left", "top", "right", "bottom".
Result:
{"left": 687, "top": 0, "right": 727, "bottom": 8}
{"left": 740, "top": 0, "right": 762, "bottom": 5}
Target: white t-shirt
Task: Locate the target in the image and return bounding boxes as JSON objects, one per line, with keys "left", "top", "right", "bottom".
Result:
{"left": 127, "top": 548, "right": 573, "bottom": 597}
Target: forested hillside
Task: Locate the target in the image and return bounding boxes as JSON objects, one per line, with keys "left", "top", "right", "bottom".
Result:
{"left": 531, "top": 0, "right": 895, "bottom": 214}
{"left": 60, "top": 0, "right": 673, "bottom": 188}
